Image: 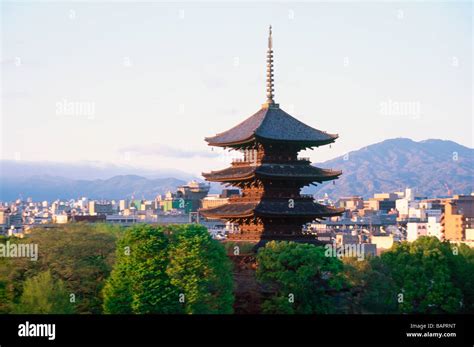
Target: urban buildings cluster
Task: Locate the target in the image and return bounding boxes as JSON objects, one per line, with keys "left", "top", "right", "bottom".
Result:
{"left": 1, "top": 183, "right": 473, "bottom": 254}
{"left": 311, "top": 188, "right": 474, "bottom": 254}
{"left": 0, "top": 181, "right": 235, "bottom": 238}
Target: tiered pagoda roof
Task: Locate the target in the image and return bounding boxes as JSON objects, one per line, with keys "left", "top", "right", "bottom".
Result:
{"left": 200, "top": 199, "right": 343, "bottom": 219}
{"left": 203, "top": 164, "right": 341, "bottom": 184}
{"left": 199, "top": 26, "right": 343, "bottom": 242}
{"left": 205, "top": 107, "right": 338, "bottom": 149}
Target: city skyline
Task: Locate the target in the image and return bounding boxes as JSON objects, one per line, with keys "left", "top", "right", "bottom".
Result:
{"left": 1, "top": 2, "right": 472, "bottom": 177}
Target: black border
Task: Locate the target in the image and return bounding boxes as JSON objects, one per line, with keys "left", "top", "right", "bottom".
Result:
{"left": 1, "top": 314, "right": 473, "bottom": 346}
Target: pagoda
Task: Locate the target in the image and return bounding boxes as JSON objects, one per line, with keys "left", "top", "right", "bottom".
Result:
{"left": 200, "top": 26, "right": 344, "bottom": 243}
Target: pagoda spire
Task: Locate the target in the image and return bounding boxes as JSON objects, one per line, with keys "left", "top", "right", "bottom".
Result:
{"left": 264, "top": 25, "right": 278, "bottom": 108}
{"left": 201, "top": 25, "right": 343, "bottom": 243}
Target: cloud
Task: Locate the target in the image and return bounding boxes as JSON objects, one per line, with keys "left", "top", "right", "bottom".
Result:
{"left": 120, "top": 144, "right": 219, "bottom": 159}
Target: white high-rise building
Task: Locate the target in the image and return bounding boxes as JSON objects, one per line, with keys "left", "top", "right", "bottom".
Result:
{"left": 427, "top": 216, "right": 442, "bottom": 240}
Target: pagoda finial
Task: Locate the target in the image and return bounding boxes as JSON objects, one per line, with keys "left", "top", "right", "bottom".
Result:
{"left": 263, "top": 25, "right": 278, "bottom": 108}
{"left": 268, "top": 25, "right": 273, "bottom": 49}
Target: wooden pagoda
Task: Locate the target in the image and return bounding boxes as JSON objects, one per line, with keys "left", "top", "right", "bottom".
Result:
{"left": 200, "top": 26, "right": 344, "bottom": 243}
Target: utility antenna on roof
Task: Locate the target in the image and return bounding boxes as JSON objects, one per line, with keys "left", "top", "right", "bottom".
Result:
{"left": 263, "top": 25, "right": 278, "bottom": 109}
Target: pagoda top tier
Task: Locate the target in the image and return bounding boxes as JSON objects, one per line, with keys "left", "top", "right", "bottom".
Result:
{"left": 205, "top": 106, "right": 338, "bottom": 148}
{"left": 205, "top": 26, "right": 337, "bottom": 149}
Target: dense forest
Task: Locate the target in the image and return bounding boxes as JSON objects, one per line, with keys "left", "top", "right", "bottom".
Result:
{"left": 0, "top": 224, "right": 473, "bottom": 314}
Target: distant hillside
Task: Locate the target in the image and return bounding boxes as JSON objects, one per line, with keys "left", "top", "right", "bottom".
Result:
{"left": 0, "top": 175, "right": 186, "bottom": 201}
{"left": 307, "top": 138, "right": 474, "bottom": 199}
{"left": 0, "top": 160, "right": 195, "bottom": 181}
{"left": 1, "top": 138, "right": 472, "bottom": 201}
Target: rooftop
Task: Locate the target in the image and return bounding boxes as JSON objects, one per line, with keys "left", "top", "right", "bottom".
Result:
{"left": 203, "top": 163, "right": 341, "bottom": 183}
{"left": 200, "top": 199, "right": 344, "bottom": 219}
{"left": 205, "top": 106, "right": 338, "bottom": 148}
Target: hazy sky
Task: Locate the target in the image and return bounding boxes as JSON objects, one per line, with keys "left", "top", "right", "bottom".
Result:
{"left": 1, "top": 1, "right": 472, "bottom": 177}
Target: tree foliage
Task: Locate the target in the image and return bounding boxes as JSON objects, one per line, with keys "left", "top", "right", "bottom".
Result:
{"left": 15, "top": 270, "right": 75, "bottom": 314}
{"left": 342, "top": 256, "right": 398, "bottom": 314}
{"left": 103, "top": 224, "right": 179, "bottom": 314}
{"left": 103, "top": 224, "right": 234, "bottom": 314}
{"left": 256, "top": 241, "right": 346, "bottom": 314}
{"left": 167, "top": 225, "right": 234, "bottom": 314}
{"left": 350, "top": 237, "right": 474, "bottom": 314}
{"left": 380, "top": 237, "right": 463, "bottom": 313}
{"left": 0, "top": 223, "right": 120, "bottom": 314}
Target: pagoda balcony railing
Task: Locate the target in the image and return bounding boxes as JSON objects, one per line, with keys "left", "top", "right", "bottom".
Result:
{"left": 231, "top": 158, "right": 258, "bottom": 166}
{"left": 297, "top": 157, "right": 311, "bottom": 162}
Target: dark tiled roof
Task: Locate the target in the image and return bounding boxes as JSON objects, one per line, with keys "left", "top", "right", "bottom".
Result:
{"left": 203, "top": 164, "right": 342, "bottom": 182}
{"left": 200, "top": 201, "right": 257, "bottom": 218}
{"left": 259, "top": 164, "right": 341, "bottom": 181}
{"left": 256, "top": 199, "right": 344, "bottom": 217}
{"left": 203, "top": 165, "right": 255, "bottom": 181}
{"left": 200, "top": 199, "right": 344, "bottom": 219}
{"left": 205, "top": 106, "right": 337, "bottom": 147}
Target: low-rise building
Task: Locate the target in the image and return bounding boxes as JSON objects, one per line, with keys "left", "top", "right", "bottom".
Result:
{"left": 89, "top": 201, "right": 114, "bottom": 216}
{"left": 407, "top": 222, "right": 428, "bottom": 242}
{"left": 370, "top": 233, "right": 399, "bottom": 253}
{"left": 337, "top": 196, "right": 364, "bottom": 211}
{"left": 441, "top": 195, "right": 474, "bottom": 241}
{"left": 53, "top": 214, "right": 68, "bottom": 224}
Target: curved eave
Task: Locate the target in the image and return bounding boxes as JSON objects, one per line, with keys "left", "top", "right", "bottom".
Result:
{"left": 199, "top": 203, "right": 255, "bottom": 219}
{"left": 205, "top": 134, "right": 338, "bottom": 149}
{"left": 199, "top": 202, "right": 344, "bottom": 220}
{"left": 202, "top": 173, "right": 255, "bottom": 183}
{"left": 255, "top": 134, "right": 338, "bottom": 147}
{"left": 200, "top": 211, "right": 254, "bottom": 219}
{"left": 202, "top": 166, "right": 256, "bottom": 182}
{"left": 202, "top": 167, "right": 342, "bottom": 183}
{"left": 255, "top": 205, "right": 345, "bottom": 218}
{"left": 257, "top": 169, "right": 342, "bottom": 182}
{"left": 204, "top": 134, "right": 256, "bottom": 148}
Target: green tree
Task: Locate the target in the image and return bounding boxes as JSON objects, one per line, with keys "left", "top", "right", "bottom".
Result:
{"left": 15, "top": 270, "right": 74, "bottom": 314}
{"left": 167, "top": 225, "right": 234, "bottom": 314}
{"left": 103, "top": 224, "right": 233, "bottom": 314}
{"left": 442, "top": 243, "right": 474, "bottom": 313}
{"left": 380, "top": 237, "right": 462, "bottom": 313}
{"left": 0, "top": 256, "right": 14, "bottom": 313}
{"left": 103, "top": 224, "right": 180, "bottom": 314}
{"left": 340, "top": 257, "right": 394, "bottom": 314}
{"left": 0, "top": 223, "right": 120, "bottom": 314}
{"left": 256, "top": 241, "right": 346, "bottom": 314}
{"left": 100, "top": 248, "right": 134, "bottom": 314}
{"left": 358, "top": 256, "right": 398, "bottom": 313}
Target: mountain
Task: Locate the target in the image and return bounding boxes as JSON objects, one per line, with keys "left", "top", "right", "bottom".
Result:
{"left": 1, "top": 138, "right": 472, "bottom": 201}
{"left": 0, "top": 160, "right": 195, "bottom": 181}
{"left": 0, "top": 175, "right": 187, "bottom": 201}
{"left": 307, "top": 138, "right": 474, "bottom": 199}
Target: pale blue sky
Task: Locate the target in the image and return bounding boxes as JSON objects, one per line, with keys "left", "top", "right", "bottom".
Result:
{"left": 1, "top": 1, "right": 472, "bottom": 177}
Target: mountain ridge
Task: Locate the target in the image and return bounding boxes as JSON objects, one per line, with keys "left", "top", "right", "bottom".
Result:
{"left": 0, "top": 174, "right": 187, "bottom": 201}
{"left": 1, "top": 138, "right": 472, "bottom": 201}
{"left": 308, "top": 138, "right": 473, "bottom": 198}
